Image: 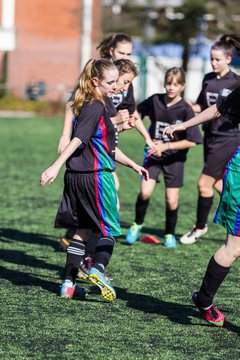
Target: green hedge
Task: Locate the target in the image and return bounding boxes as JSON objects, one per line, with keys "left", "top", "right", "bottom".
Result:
{"left": 0, "top": 95, "right": 65, "bottom": 115}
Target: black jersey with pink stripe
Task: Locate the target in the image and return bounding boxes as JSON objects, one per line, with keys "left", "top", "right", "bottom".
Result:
{"left": 66, "top": 100, "right": 115, "bottom": 172}
{"left": 196, "top": 70, "right": 240, "bottom": 137}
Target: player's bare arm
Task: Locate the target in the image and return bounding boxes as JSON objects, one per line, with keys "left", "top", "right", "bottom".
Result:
{"left": 115, "top": 147, "right": 149, "bottom": 181}
{"left": 58, "top": 102, "right": 74, "bottom": 155}
{"left": 41, "top": 137, "right": 82, "bottom": 186}
{"left": 164, "top": 104, "right": 219, "bottom": 139}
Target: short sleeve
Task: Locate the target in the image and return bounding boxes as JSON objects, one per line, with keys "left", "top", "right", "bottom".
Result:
{"left": 73, "top": 101, "right": 104, "bottom": 144}
{"left": 185, "top": 105, "right": 203, "bottom": 144}
{"left": 196, "top": 76, "right": 207, "bottom": 110}
{"left": 137, "top": 96, "right": 152, "bottom": 119}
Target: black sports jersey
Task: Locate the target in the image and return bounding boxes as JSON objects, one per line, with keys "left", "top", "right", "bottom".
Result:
{"left": 104, "top": 97, "right": 119, "bottom": 147}
{"left": 196, "top": 70, "right": 240, "bottom": 137}
{"left": 66, "top": 100, "right": 116, "bottom": 172}
{"left": 137, "top": 93, "right": 202, "bottom": 161}
{"left": 217, "top": 87, "right": 240, "bottom": 120}
{"left": 216, "top": 87, "right": 240, "bottom": 173}
{"left": 111, "top": 83, "right": 136, "bottom": 114}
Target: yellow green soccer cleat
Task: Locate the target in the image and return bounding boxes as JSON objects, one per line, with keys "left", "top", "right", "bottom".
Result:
{"left": 89, "top": 268, "right": 116, "bottom": 302}
{"left": 164, "top": 234, "right": 176, "bottom": 248}
{"left": 125, "top": 222, "right": 144, "bottom": 244}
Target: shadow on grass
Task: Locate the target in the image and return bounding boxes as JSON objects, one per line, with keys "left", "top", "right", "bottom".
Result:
{"left": 224, "top": 321, "right": 240, "bottom": 335}
{"left": 0, "top": 228, "right": 61, "bottom": 251}
{"left": 0, "top": 265, "right": 59, "bottom": 294}
{"left": 115, "top": 287, "right": 240, "bottom": 335}
{"left": 0, "top": 249, "right": 62, "bottom": 272}
{"left": 0, "top": 247, "right": 64, "bottom": 294}
{"left": 116, "top": 286, "right": 195, "bottom": 324}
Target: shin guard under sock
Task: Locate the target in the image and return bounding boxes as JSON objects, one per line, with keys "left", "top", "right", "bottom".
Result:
{"left": 197, "top": 256, "right": 230, "bottom": 307}
{"left": 93, "top": 236, "right": 115, "bottom": 273}
{"left": 135, "top": 194, "right": 150, "bottom": 225}
{"left": 165, "top": 207, "right": 178, "bottom": 234}
{"left": 196, "top": 195, "right": 213, "bottom": 229}
{"left": 64, "top": 239, "right": 86, "bottom": 282}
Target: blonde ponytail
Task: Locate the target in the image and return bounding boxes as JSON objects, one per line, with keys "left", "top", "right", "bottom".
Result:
{"left": 72, "top": 58, "right": 117, "bottom": 116}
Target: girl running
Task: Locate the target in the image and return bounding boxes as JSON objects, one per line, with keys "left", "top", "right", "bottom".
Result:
{"left": 164, "top": 81, "right": 240, "bottom": 327}
{"left": 40, "top": 59, "right": 148, "bottom": 301}
{"left": 126, "top": 67, "right": 202, "bottom": 248}
{"left": 180, "top": 34, "right": 240, "bottom": 245}
{"left": 58, "top": 34, "right": 138, "bottom": 249}
{"left": 59, "top": 58, "right": 139, "bottom": 251}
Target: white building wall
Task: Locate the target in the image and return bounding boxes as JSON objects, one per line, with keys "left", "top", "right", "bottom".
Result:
{"left": 0, "top": 0, "right": 16, "bottom": 51}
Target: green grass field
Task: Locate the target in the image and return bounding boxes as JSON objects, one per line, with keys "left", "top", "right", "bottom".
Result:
{"left": 0, "top": 116, "right": 239, "bottom": 360}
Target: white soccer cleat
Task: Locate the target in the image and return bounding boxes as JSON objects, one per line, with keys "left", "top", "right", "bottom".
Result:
{"left": 180, "top": 225, "right": 208, "bottom": 245}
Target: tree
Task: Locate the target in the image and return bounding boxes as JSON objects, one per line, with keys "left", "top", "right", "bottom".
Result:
{"left": 102, "top": 0, "right": 240, "bottom": 68}
{"left": 153, "top": 0, "right": 207, "bottom": 70}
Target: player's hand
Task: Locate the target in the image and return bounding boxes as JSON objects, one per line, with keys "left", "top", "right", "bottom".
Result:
{"left": 40, "top": 165, "right": 60, "bottom": 186}
{"left": 131, "top": 162, "right": 149, "bottom": 181}
{"left": 58, "top": 135, "right": 70, "bottom": 155}
{"left": 148, "top": 141, "right": 168, "bottom": 157}
{"left": 117, "top": 114, "right": 136, "bottom": 132}
{"left": 118, "top": 121, "right": 134, "bottom": 132}
{"left": 163, "top": 124, "right": 186, "bottom": 140}
{"left": 128, "top": 114, "right": 136, "bottom": 128}
{"left": 115, "top": 109, "right": 130, "bottom": 124}
{"left": 146, "top": 139, "right": 161, "bottom": 156}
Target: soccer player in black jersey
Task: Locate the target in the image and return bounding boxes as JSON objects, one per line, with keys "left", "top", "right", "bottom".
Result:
{"left": 58, "top": 34, "right": 140, "bottom": 250}
{"left": 165, "top": 80, "right": 240, "bottom": 327}
{"left": 180, "top": 34, "right": 240, "bottom": 245}
{"left": 126, "top": 67, "right": 202, "bottom": 248}
{"left": 58, "top": 58, "right": 140, "bottom": 252}
{"left": 95, "top": 33, "right": 158, "bottom": 207}
{"left": 40, "top": 59, "right": 148, "bottom": 301}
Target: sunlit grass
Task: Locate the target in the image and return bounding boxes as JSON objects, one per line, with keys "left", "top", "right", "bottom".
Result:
{"left": 0, "top": 116, "right": 239, "bottom": 360}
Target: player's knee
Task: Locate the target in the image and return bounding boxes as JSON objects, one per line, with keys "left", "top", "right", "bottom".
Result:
{"left": 231, "top": 246, "right": 240, "bottom": 259}
{"left": 140, "top": 192, "right": 151, "bottom": 201}
{"left": 166, "top": 198, "right": 178, "bottom": 209}
{"left": 226, "top": 238, "right": 240, "bottom": 260}
{"left": 198, "top": 181, "right": 213, "bottom": 196}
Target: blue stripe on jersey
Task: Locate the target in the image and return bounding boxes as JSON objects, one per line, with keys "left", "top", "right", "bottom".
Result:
{"left": 94, "top": 171, "right": 111, "bottom": 236}
{"left": 91, "top": 117, "right": 114, "bottom": 171}
{"left": 233, "top": 204, "right": 240, "bottom": 236}
{"left": 226, "top": 145, "right": 240, "bottom": 168}
{"left": 214, "top": 168, "right": 229, "bottom": 222}
{"left": 143, "top": 145, "right": 151, "bottom": 168}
